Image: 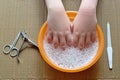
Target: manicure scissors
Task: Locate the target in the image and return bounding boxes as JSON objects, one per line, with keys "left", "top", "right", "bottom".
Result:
{"left": 3, "top": 32, "right": 21, "bottom": 57}
{"left": 3, "top": 31, "right": 38, "bottom": 60}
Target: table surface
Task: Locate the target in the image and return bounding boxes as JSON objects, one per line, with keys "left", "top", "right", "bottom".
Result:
{"left": 0, "top": 0, "right": 120, "bottom": 80}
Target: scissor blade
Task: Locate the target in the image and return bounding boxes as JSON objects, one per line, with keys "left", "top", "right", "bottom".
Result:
{"left": 12, "top": 32, "right": 21, "bottom": 47}
{"left": 27, "top": 38, "right": 38, "bottom": 48}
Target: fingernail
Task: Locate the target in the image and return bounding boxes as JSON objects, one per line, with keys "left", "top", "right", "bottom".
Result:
{"left": 92, "top": 38, "right": 96, "bottom": 42}
{"left": 80, "top": 47, "right": 83, "bottom": 50}
{"left": 47, "top": 38, "right": 50, "bottom": 42}
{"left": 47, "top": 38, "right": 52, "bottom": 43}
{"left": 79, "top": 44, "right": 84, "bottom": 50}
{"left": 61, "top": 46, "right": 66, "bottom": 50}
{"left": 68, "top": 41, "right": 72, "bottom": 46}
{"left": 74, "top": 42, "right": 77, "bottom": 47}
{"left": 54, "top": 43, "right": 58, "bottom": 49}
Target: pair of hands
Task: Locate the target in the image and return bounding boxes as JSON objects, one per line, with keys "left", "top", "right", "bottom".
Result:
{"left": 46, "top": 8, "right": 97, "bottom": 50}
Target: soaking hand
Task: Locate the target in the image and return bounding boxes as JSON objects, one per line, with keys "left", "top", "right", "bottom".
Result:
{"left": 73, "top": 9, "right": 97, "bottom": 50}
{"left": 46, "top": 0, "right": 72, "bottom": 50}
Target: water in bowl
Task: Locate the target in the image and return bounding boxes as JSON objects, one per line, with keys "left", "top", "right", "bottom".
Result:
{"left": 44, "top": 38, "right": 98, "bottom": 69}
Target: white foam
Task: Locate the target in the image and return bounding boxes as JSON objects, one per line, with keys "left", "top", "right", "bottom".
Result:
{"left": 43, "top": 38, "right": 98, "bottom": 69}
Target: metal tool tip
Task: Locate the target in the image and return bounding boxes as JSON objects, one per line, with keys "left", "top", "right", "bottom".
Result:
{"left": 109, "top": 68, "right": 112, "bottom": 70}
{"left": 109, "top": 65, "right": 112, "bottom": 70}
{"left": 17, "top": 57, "right": 20, "bottom": 63}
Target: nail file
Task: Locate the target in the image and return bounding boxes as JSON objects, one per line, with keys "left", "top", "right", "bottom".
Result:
{"left": 107, "top": 22, "right": 113, "bottom": 70}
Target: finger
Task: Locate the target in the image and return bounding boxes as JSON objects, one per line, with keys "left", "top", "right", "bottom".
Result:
{"left": 53, "top": 32, "right": 59, "bottom": 48}
{"left": 79, "top": 33, "right": 86, "bottom": 50}
{"left": 85, "top": 32, "right": 91, "bottom": 48}
{"left": 65, "top": 31, "right": 72, "bottom": 46}
{"left": 59, "top": 32, "right": 66, "bottom": 50}
{"left": 46, "top": 31, "right": 53, "bottom": 43}
{"left": 73, "top": 32, "right": 79, "bottom": 47}
{"left": 91, "top": 31, "right": 97, "bottom": 42}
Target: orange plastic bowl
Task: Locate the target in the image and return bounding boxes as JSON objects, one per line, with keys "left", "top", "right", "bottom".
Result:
{"left": 38, "top": 11, "right": 104, "bottom": 73}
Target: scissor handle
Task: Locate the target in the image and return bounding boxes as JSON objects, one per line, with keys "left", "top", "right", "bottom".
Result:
{"left": 3, "top": 44, "right": 12, "bottom": 54}
{"left": 9, "top": 47, "right": 19, "bottom": 57}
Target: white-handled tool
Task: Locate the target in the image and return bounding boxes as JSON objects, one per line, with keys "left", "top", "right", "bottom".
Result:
{"left": 107, "top": 22, "right": 113, "bottom": 70}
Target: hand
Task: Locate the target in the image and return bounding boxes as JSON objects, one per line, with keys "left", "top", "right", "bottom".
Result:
{"left": 73, "top": 9, "right": 97, "bottom": 50}
{"left": 46, "top": 7, "right": 72, "bottom": 50}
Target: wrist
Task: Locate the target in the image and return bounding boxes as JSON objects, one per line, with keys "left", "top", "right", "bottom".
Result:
{"left": 45, "top": 0, "right": 65, "bottom": 14}
{"left": 47, "top": 7, "right": 65, "bottom": 15}
{"left": 78, "top": 9, "right": 96, "bottom": 15}
{"left": 80, "top": 0, "right": 98, "bottom": 11}
{"left": 45, "top": 0, "right": 63, "bottom": 10}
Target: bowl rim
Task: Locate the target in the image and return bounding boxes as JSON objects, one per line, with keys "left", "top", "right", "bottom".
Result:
{"left": 38, "top": 11, "right": 104, "bottom": 73}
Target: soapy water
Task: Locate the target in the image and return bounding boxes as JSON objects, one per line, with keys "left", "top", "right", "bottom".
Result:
{"left": 43, "top": 38, "right": 98, "bottom": 69}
